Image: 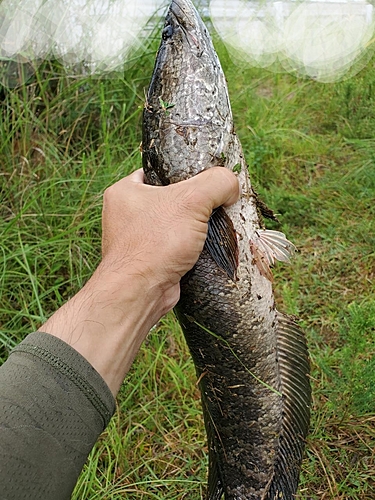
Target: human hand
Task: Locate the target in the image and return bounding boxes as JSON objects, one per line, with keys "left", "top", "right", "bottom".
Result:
{"left": 101, "top": 167, "right": 240, "bottom": 314}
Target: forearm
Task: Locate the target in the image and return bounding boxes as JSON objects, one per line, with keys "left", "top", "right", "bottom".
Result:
{"left": 0, "top": 265, "right": 164, "bottom": 499}
{"left": 0, "top": 331, "right": 115, "bottom": 500}
{"left": 40, "top": 261, "right": 173, "bottom": 396}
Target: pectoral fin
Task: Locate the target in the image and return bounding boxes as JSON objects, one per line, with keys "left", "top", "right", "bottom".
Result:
{"left": 249, "top": 229, "right": 296, "bottom": 283}
{"left": 256, "top": 229, "right": 296, "bottom": 265}
{"left": 205, "top": 206, "right": 239, "bottom": 281}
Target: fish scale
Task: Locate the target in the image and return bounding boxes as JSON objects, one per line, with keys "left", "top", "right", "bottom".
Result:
{"left": 176, "top": 249, "right": 283, "bottom": 498}
{"left": 142, "top": 0, "right": 311, "bottom": 498}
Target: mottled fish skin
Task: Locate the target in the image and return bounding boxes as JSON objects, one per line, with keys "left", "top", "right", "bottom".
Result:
{"left": 142, "top": 1, "right": 311, "bottom": 499}
{"left": 142, "top": 0, "right": 237, "bottom": 185}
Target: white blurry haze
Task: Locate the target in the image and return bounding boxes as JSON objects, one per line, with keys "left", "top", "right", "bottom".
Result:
{"left": 0, "top": 0, "right": 166, "bottom": 71}
{"left": 0, "top": 0, "right": 374, "bottom": 83}
{"left": 210, "top": 0, "right": 375, "bottom": 82}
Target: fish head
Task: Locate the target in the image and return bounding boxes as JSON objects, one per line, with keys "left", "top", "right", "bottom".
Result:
{"left": 163, "top": 0, "right": 207, "bottom": 59}
{"left": 142, "top": 0, "right": 233, "bottom": 185}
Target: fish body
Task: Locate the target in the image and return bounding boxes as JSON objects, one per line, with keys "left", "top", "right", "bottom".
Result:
{"left": 142, "top": 1, "right": 311, "bottom": 499}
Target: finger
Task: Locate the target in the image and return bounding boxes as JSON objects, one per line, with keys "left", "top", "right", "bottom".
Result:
{"left": 127, "top": 168, "right": 145, "bottom": 184}
{"left": 185, "top": 167, "right": 240, "bottom": 210}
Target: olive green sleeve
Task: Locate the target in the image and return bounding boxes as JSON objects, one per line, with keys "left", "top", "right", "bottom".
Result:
{"left": 0, "top": 331, "right": 116, "bottom": 500}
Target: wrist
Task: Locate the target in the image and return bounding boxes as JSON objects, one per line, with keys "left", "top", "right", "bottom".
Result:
{"left": 40, "top": 260, "right": 172, "bottom": 396}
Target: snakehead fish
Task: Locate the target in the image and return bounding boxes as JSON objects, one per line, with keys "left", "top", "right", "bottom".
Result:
{"left": 142, "top": 0, "right": 311, "bottom": 498}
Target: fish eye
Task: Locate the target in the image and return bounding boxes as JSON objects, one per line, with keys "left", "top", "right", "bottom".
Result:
{"left": 162, "top": 25, "right": 174, "bottom": 40}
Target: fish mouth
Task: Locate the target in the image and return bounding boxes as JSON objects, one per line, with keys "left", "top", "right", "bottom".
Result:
{"left": 170, "top": 0, "right": 196, "bottom": 24}
{"left": 169, "top": 0, "right": 204, "bottom": 55}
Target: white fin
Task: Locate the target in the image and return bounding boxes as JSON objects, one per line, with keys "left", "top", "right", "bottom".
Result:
{"left": 256, "top": 229, "right": 296, "bottom": 266}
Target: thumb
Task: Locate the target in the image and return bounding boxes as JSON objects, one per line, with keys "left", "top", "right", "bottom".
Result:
{"left": 184, "top": 167, "right": 241, "bottom": 211}
{"left": 125, "top": 168, "right": 145, "bottom": 184}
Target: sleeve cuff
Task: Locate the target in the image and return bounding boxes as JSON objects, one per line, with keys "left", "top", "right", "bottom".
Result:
{"left": 11, "top": 331, "right": 116, "bottom": 427}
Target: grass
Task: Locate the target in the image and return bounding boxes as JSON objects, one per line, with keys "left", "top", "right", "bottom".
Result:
{"left": 1, "top": 30, "right": 375, "bottom": 499}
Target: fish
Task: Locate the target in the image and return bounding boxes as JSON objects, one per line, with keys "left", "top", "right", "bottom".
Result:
{"left": 142, "top": 1, "right": 311, "bottom": 499}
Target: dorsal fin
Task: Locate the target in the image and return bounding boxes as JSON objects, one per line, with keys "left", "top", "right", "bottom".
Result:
{"left": 267, "top": 312, "right": 311, "bottom": 499}
{"left": 202, "top": 390, "right": 224, "bottom": 500}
